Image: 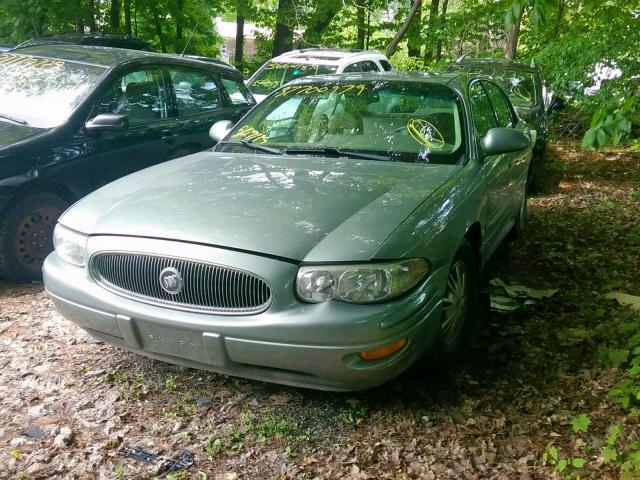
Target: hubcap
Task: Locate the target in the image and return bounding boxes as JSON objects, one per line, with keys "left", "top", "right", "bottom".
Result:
{"left": 441, "top": 260, "right": 468, "bottom": 346}
{"left": 14, "top": 208, "right": 60, "bottom": 269}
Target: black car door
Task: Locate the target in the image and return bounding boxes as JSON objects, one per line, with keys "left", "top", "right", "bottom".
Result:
{"left": 84, "top": 66, "right": 177, "bottom": 189}
{"left": 166, "top": 68, "right": 254, "bottom": 157}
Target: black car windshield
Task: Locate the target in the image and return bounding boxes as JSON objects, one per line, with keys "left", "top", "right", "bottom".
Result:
{"left": 0, "top": 53, "right": 106, "bottom": 128}
{"left": 248, "top": 62, "right": 338, "bottom": 95}
{"left": 219, "top": 80, "right": 466, "bottom": 165}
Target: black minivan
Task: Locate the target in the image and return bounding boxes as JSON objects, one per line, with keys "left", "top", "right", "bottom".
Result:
{"left": 0, "top": 45, "right": 255, "bottom": 281}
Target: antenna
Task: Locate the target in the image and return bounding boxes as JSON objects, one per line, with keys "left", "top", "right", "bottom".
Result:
{"left": 180, "top": 22, "right": 198, "bottom": 57}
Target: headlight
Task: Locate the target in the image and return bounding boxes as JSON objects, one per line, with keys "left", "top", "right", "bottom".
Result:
{"left": 53, "top": 224, "right": 88, "bottom": 267}
{"left": 296, "top": 258, "right": 429, "bottom": 304}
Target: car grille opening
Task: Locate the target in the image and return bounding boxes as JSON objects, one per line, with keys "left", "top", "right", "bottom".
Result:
{"left": 90, "top": 252, "right": 272, "bottom": 314}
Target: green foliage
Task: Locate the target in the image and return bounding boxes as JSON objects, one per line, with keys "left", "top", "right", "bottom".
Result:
{"left": 571, "top": 414, "right": 591, "bottom": 433}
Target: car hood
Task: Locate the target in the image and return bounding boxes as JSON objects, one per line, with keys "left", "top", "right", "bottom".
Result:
{"left": 0, "top": 122, "right": 46, "bottom": 149}
{"left": 61, "top": 152, "right": 458, "bottom": 262}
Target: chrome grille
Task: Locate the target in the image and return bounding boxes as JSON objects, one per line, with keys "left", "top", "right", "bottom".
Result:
{"left": 90, "top": 252, "right": 272, "bottom": 314}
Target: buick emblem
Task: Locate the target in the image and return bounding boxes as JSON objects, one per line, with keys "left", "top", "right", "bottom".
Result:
{"left": 159, "top": 267, "right": 183, "bottom": 295}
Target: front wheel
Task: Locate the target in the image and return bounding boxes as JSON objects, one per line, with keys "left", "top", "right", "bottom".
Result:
{"left": 432, "top": 240, "right": 476, "bottom": 362}
{"left": 0, "top": 193, "right": 68, "bottom": 282}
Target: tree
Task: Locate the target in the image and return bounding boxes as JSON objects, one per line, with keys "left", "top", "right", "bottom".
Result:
{"left": 110, "top": 0, "right": 121, "bottom": 31}
{"left": 272, "top": 0, "right": 294, "bottom": 56}
{"left": 406, "top": 0, "right": 422, "bottom": 57}
{"left": 235, "top": 0, "right": 246, "bottom": 63}
{"left": 386, "top": 0, "right": 423, "bottom": 57}
{"left": 299, "top": 0, "right": 343, "bottom": 48}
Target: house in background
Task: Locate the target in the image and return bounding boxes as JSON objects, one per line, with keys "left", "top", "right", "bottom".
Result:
{"left": 213, "top": 17, "right": 269, "bottom": 63}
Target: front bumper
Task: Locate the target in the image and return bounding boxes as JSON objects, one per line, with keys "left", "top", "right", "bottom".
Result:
{"left": 43, "top": 236, "right": 447, "bottom": 391}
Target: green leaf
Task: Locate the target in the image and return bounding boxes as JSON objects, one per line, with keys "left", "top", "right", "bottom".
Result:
{"left": 571, "top": 414, "right": 591, "bottom": 433}
{"left": 556, "top": 458, "right": 568, "bottom": 472}
{"left": 572, "top": 458, "right": 587, "bottom": 468}
{"left": 582, "top": 128, "right": 597, "bottom": 148}
{"left": 607, "top": 349, "right": 630, "bottom": 368}
{"left": 602, "top": 446, "right": 618, "bottom": 462}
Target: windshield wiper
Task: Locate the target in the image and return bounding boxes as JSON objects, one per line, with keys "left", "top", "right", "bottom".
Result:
{"left": 284, "top": 146, "right": 390, "bottom": 162}
{"left": 0, "top": 113, "right": 29, "bottom": 126}
{"left": 218, "top": 140, "right": 283, "bottom": 155}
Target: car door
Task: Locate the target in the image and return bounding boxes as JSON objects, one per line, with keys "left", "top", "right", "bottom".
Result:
{"left": 482, "top": 80, "right": 529, "bottom": 213}
{"left": 165, "top": 66, "right": 229, "bottom": 157}
{"left": 469, "top": 80, "right": 511, "bottom": 253}
{"left": 84, "top": 66, "right": 177, "bottom": 189}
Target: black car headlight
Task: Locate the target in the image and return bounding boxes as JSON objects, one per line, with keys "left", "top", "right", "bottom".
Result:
{"left": 296, "top": 258, "right": 429, "bottom": 304}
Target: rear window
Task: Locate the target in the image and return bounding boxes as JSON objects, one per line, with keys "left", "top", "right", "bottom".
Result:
{"left": 380, "top": 59, "right": 393, "bottom": 71}
{"left": 0, "top": 53, "right": 105, "bottom": 128}
{"left": 248, "top": 62, "right": 338, "bottom": 96}
{"left": 451, "top": 65, "right": 538, "bottom": 109}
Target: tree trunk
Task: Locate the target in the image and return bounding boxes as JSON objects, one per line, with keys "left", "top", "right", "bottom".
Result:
{"left": 74, "top": 0, "right": 84, "bottom": 33}
{"left": 356, "top": 0, "right": 366, "bottom": 50}
{"left": 110, "top": 0, "right": 121, "bottom": 31}
{"left": 424, "top": 0, "right": 440, "bottom": 61}
{"left": 272, "top": 0, "right": 294, "bottom": 57}
{"left": 151, "top": 2, "right": 166, "bottom": 52}
{"left": 435, "top": 0, "right": 448, "bottom": 60}
{"left": 235, "top": 4, "right": 245, "bottom": 64}
{"left": 505, "top": 6, "right": 524, "bottom": 60}
{"left": 407, "top": 0, "right": 422, "bottom": 57}
{"left": 86, "top": 0, "right": 97, "bottom": 32}
{"left": 300, "top": 0, "right": 343, "bottom": 48}
{"left": 124, "top": 0, "right": 132, "bottom": 35}
{"left": 175, "top": 0, "right": 183, "bottom": 53}
{"left": 386, "top": 0, "right": 422, "bottom": 57}
{"left": 553, "top": 0, "right": 565, "bottom": 40}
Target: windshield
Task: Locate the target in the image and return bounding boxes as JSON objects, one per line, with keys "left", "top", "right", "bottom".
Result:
{"left": 0, "top": 53, "right": 106, "bottom": 128}
{"left": 218, "top": 80, "right": 466, "bottom": 165}
{"left": 248, "top": 62, "right": 339, "bottom": 95}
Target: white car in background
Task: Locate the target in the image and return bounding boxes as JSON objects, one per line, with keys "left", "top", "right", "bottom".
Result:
{"left": 246, "top": 48, "right": 392, "bottom": 102}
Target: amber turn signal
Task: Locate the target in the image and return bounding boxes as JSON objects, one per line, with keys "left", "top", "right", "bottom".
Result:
{"left": 358, "top": 339, "right": 407, "bottom": 361}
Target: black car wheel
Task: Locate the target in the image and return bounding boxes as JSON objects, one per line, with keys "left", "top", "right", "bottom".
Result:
{"left": 0, "top": 193, "right": 68, "bottom": 282}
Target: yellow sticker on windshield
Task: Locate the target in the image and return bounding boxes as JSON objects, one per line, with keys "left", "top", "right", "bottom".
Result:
{"left": 407, "top": 119, "right": 445, "bottom": 150}
{"left": 0, "top": 54, "right": 65, "bottom": 70}
{"left": 274, "top": 83, "right": 366, "bottom": 98}
{"left": 231, "top": 125, "right": 269, "bottom": 144}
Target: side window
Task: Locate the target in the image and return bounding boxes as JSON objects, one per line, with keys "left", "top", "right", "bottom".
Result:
{"left": 359, "top": 61, "right": 379, "bottom": 72}
{"left": 93, "top": 68, "right": 168, "bottom": 124}
{"left": 483, "top": 81, "right": 515, "bottom": 128}
{"left": 342, "top": 62, "right": 360, "bottom": 73}
{"left": 168, "top": 68, "right": 220, "bottom": 116}
{"left": 220, "top": 77, "right": 253, "bottom": 106}
{"left": 379, "top": 59, "right": 393, "bottom": 71}
{"left": 469, "top": 82, "right": 497, "bottom": 138}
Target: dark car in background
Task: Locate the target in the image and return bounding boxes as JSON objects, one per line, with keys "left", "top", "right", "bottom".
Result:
{"left": 448, "top": 57, "right": 556, "bottom": 190}
{"left": 0, "top": 44, "right": 255, "bottom": 282}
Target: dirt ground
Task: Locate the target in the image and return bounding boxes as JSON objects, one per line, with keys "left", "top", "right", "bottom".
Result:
{"left": 1, "top": 142, "right": 639, "bottom": 479}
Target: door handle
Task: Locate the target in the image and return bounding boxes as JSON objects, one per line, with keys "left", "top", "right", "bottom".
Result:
{"left": 161, "top": 133, "right": 179, "bottom": 143}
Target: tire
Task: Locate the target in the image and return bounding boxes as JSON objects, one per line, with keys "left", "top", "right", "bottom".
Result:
{"left": 527, "top": 149, "right": 544, "bottom": 194}
{"left": 431, "top": 240, "right": 477, "bottom": 363}
{"left": 512, "top": 185, "right": 528, "bottom": 239}
{"left": 0, "top": 193, "right": 68, "bottom": 282}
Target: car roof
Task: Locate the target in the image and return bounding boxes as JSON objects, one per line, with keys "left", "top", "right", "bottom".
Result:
{"left": 271, "top": 48, "right": 387, "bottom": 65}
{"left": 285, "top": 70, "right": 464, "bottom": 86}
{"left": 4, "top": 44, "right": 240, "bottom": 74}
{"left": 449, "top": 57, "right": 538, "bottom": 73}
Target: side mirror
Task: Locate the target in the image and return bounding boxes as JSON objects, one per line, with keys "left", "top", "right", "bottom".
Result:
{"left": 547, "top": 95, "right": 565, "bottom": 114}
{"left": 481, "top": 127, "right": 531, "bottom": 156}
{"left": 209, "top": 120, "right": 234, "bottom": 142}
{"left": 85, "top": 113, "right": 129, "bottom": 133}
